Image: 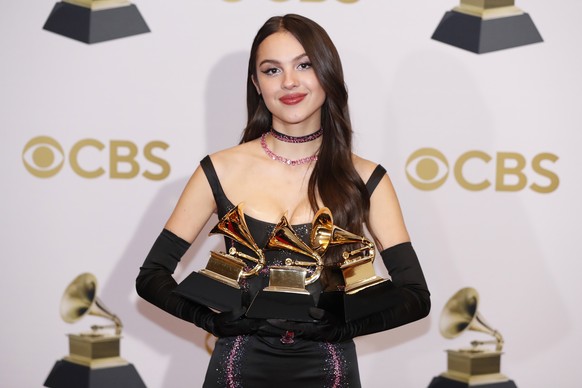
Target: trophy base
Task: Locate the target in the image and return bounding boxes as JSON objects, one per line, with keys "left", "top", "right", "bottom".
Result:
{"left": 318, "top": 280, "right": 397, "bottom": 322}
{"left": 173, "top": 271, "right": 244, "bottom": 312}
{"left": 431, "top": 11, "right": 542, "bottom": 53}
{"left": 340, "top": 258, "right": 387, "bottom": 295}
{"left": 44, "top": 359, "right": 146, "bottom": 388}
{"left": 246, "top": 290, "right": 316, "bottom": 322}
{"left": 65, "top": 334, "right": 126, "bottom": 368}
{"left": 427, "top": 350, "right": 516, "bottom": 387}
{"left": 344, "top": 276, "right": 386, "bottom": 295}
{"left": 43, "top": 2, "right": 150, "bottom": 44}
{"left": 427, "top": 375, "right": 517, "bottom": 388}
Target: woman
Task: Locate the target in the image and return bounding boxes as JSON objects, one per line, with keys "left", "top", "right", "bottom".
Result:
{"left": 136, "top": 14, "right": 430, "bottom": 387}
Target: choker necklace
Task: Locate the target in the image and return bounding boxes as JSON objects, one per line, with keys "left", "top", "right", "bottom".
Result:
{"left": 261, "top": 133, "right": 318, "bottom": 166}
{"left": 271, "top": 127, "right": 323, "bottom": 143}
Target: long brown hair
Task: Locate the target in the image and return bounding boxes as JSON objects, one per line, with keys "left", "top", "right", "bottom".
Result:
{"left": 241, "top": 14, "right": 378, "bottom": 263}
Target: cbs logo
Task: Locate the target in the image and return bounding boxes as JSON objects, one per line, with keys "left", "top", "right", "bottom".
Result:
{"left": 405, "top": 148, "right": 559, "bottom": 193}
{"left": 22, "top": 136, "right": 170, "bottom": 180}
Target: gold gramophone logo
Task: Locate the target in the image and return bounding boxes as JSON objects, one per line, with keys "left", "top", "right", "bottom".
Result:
{"left": 44, "top": 273, "right": 146, "bottom": 387}
{"left": 43, "top": 0, "right": 150, "bottom": 44}
{"left": 427, "top": 287, "right": 517, "bottom": 387}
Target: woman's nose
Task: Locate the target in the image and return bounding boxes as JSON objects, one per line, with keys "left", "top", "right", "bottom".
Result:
{"left": 282, "top": 72, "right": 298, "bottom": 89}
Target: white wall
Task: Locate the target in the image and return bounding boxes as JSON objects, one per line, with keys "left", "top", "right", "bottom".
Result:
{"left": 1, "top": 1, "right": 580, "bottom": 387}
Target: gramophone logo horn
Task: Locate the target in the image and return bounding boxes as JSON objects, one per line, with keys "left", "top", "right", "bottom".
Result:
{"left": 60, "top": 272, "right": 122, "bottom": 335}
{"left": 440, "top": 287, "right": 504, "bottom": 351}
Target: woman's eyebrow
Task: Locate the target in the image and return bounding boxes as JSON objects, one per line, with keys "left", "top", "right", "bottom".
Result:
{"left": 258, "top": 53, "right": 308, "bottom": 67}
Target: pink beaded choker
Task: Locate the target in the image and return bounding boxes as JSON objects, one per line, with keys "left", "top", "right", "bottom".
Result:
{"left": 260, "top": 133, "right": 318, "bottom": 166}
{"left": 270, "top": 127, "right": 323, "bottom": 143}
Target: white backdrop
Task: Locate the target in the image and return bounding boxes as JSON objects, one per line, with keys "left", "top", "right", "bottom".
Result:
{"left": 1, "top": 1, "right": 581, "bottom": 387}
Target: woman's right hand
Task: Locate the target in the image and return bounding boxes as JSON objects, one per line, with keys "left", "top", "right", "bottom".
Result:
{"left": 258, "top": 307, "right": 343, "bottom": 342}
{"left": 209, "top": 307, "right": 263, "bottom": 337}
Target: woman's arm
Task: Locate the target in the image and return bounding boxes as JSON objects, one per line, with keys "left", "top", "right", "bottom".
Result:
{"left": 367, "top": 171, "right": 411, "bottom": 249}
{"left": 164, "top": 164, "right": 217, "bottom": 243}
{"left": 263, "top": 167, "right": 430, "bottom": 341}
{"left": 340, "top": 169, "right": 430, "bottom": 338}
{"left": 135, "top": 163, "right": 260, "bottom": 336}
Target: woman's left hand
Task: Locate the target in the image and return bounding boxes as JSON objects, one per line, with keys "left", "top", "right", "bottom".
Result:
{"left": 210, "top": 307, "right": 263, "bottom": 337}
{"left": 259, "top": 307, "right": 343, "bottom": 342}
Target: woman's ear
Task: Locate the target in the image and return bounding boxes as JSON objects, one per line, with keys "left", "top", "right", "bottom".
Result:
{"left": 251, "top": 75, "right": 261, "bottom": 95}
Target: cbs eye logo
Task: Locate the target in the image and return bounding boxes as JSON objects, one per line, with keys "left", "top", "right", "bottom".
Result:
{"left": 22, "top": 136, "right": 170, "bottom": 180}
{"left": 406, "top": 148, "right": 559, "bottom": 193}
{"left": 22, "top": 136, "right": 65, "bottom": 178}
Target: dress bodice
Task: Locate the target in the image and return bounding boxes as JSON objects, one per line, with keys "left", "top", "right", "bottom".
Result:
{"left": 199, "top": 155, "right": 386, "bottom": 302}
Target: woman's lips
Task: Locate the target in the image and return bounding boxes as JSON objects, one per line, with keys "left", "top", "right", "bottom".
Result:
{"left": 279, "top": 93, "right": 307, "bottom": 105}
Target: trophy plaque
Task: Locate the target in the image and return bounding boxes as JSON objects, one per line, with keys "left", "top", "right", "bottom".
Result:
{"left": 246, "top": 214, "right": 323, "bottom": 322}
{"left": 431, "top": 0, "right": 543, "bottom": 54}
{"left": 173, "top": 204, "right": 265, "bottom": 312}
{"left": 43, "top": 0, "right": 150, "bottom": 44}
{"left": 427, "top": 287, "right": 517, "bottom": 388}
{"left": 313, "top": 208, "right": 394, "bottom": 322}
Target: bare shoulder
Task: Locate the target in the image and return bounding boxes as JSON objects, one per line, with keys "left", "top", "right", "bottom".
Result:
{"left": 352, "top": 153, "right": 399, "bottom": 199}
{"left": 352, "top": 155, "right": 410, "bottom": 247}
{"left": 208, "top": 140, "right": 262, "bottom": 176}
{"left": 352, "top": 153, "right": 382, "bottom": 183}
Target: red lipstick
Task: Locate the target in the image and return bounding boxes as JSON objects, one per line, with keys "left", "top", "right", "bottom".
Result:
{"left": 279, "top": 93, "right": 307, "bottom": 105}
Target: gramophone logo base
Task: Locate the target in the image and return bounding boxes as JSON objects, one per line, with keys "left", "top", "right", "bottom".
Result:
{"left": 432, "top": 10, "right": 542, "bottom": 54}
{"left": 65, "top": 334, "right": 127, "bottom": 368}
{"left": 43, "top": 2, "right": 150, "bottom": 44}
{"left": 443, "top": 350, "right": 508, "bottom": 384}
{"left": 44, "top": 359, "right": 146, "bottom": 388}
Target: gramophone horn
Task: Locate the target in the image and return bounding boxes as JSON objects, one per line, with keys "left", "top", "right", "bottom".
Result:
{"left": 210, "top": 203, "right": 266, "bottom": 277}
{"left": 60, "top": 273, "right": 122, "bottom": 335}
{"left": 311, "top": 207, "right": 375, "bottom": 258}
{"left": 439, "top": 287, "right": 504, "bottom": 351}
{"left": 267, "top": 214, "right": 323, "bottom": 285}
{"left": 311, "top": 207, "right": 334, "bottom": 256}
{"left": 311, "top": 207, "right": 371, "bottom": 250}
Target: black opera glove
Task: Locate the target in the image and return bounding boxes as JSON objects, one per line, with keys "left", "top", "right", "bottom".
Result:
{"left": 136, "top": 229, "right": 261, "bottom": 337}
{"left": 208, "top": 307, "right": 262, "bottom": 337}
{"left": 341, "top": 241, "right": 430, "bottom": 338}
{"left": 262, "top": 307, "right": 343, "bottom": 342}
{"left": 381, "top": 241, "right": 429, "bottom": 292}
{"left": 135, "top": 228, "right": 215, "bottom": 330}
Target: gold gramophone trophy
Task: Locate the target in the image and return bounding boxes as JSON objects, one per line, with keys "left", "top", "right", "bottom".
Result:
{"left": 427, "top": 287, "right": 517, "bottom": 388}
{"left": 246, "top": 212, "right": 324, "bottom": 321}
{"left": 313, "top": 207, "right": 394, "bottom": 322}
{"left": 173, "top": 204, "right": 265, "bottom": 312}
{"left": 44, "top": 273, "right": 145, "bottom": 388}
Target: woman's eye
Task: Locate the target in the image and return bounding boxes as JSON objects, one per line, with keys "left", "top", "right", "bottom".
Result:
{"left": 262, "top": 67, "right": 280, "bottom": 76}
{"left": 298, "top": 62, "right": 312, "bottom": 70}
